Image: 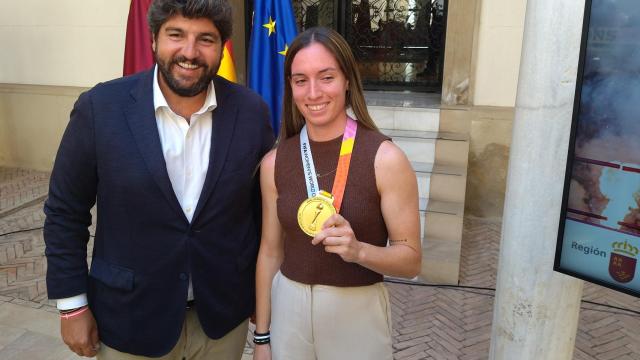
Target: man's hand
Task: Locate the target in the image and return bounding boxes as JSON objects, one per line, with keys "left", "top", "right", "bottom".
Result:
{"left": 253, "top": 343, "right": 272, "bottom": 360}
{"left": 61, "top": 307, "right": 100, "bottom": 357}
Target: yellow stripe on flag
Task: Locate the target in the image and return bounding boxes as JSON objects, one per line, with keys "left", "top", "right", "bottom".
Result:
{"left": 217, "top": 41, "right": 237, "bottom": 83}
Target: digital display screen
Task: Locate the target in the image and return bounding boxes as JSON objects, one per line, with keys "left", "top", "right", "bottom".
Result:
{"left": 555, "top": 0, "right": 640, "bottom": 297}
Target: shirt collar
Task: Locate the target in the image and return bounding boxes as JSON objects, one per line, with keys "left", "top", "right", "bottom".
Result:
{"left": 152, "top": 65, "right": 217, "bottom": 116}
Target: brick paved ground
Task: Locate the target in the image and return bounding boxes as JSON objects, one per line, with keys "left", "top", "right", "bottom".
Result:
{"left": 0, "top": 166, "right": 639, "bottom": 359}
{"left": 390, "top": 217, "right": 640, "bottom": 360}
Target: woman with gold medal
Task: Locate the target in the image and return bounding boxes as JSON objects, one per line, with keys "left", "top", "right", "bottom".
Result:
{"left": 253, "top": 27, "right": 421, "bottom": 360}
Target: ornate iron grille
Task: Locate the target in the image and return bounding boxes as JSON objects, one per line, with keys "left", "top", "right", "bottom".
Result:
{"left": 291, "top": 0, "right": 446, "bottom": 92}
{"left": 293, "top": 0, "right": 335, "bottom": 30}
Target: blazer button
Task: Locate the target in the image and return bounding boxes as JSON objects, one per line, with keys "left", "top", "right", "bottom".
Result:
{"left": 179, "top": 273, "right": 188, "bottom": 281}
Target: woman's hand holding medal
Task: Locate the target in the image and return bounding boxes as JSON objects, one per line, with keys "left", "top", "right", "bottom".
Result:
{"left": 311, "top": 214, "right": 364, "bottom": 263}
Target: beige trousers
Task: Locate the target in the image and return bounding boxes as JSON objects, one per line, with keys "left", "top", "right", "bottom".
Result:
{"left": 97, "top": 309, "right": 249, "bottom": 360}
{"left": 270, "top": 272, "right": 393, "bottom": 360}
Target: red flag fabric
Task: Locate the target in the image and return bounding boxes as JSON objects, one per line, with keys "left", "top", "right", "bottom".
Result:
{"left": 123, "top": 0, "right": 154, "bottom": 76}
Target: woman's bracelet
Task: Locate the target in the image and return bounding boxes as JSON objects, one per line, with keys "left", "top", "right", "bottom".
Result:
{"left": 59, "top": 305, "right": 89, "bottom": 319}
{"left": 253, "top": 330, "right": 270, "bottom": 345}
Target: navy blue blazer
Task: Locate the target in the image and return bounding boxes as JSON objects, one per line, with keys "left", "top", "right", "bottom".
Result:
{"left": 44, "top": 69, "right": 274, "bottom": 356}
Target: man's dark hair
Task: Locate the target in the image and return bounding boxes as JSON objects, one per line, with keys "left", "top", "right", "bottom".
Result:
{"left": 148, "top": 0, "right": 232, "bottom": 43}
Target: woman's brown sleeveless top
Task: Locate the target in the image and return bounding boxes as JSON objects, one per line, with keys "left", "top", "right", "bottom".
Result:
{"left": 275, "top": 125, "right": 390, "bottom": 286}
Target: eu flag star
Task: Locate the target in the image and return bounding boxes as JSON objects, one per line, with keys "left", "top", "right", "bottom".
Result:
{"left": 278, "top": 44, "right": 289, "bottom": 56}
{"left": 263, "top": 17, "right": 276, "bottom": 37}
{"left": 249, "top": 0, "right": 298, "bottom": 135}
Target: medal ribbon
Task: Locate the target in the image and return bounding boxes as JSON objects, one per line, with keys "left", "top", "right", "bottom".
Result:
{"left": 300, "top": 125, "right": 320, "bottom": 198}
{"left": 331, "top": 117, "right": 357, "bottom": 213}
{"left": 299, "top": 116, "right": 357, "bottom": 213}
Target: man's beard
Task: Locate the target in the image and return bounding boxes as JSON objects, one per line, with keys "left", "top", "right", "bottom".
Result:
{"left": 155, "top": 52, "right": 219, "bottom": 97}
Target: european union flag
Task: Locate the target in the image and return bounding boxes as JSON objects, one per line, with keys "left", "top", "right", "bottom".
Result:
{"left": 249, "top": 0, "right": 298, "bottom": 136}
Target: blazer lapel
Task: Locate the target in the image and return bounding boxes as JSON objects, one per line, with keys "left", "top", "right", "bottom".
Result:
{"left": 125, "top": 70, "right": 187, "bottom": 222}
{"left": 192, "top": 78, "right": 238, "bottom": 222}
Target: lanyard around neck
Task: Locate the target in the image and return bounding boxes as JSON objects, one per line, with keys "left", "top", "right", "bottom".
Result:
{"left": 299, "top": 117, "right": 357, "bottom": 213}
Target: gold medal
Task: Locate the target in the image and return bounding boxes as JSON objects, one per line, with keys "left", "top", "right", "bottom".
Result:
{"left": 297, "top": 191, "right": 337, "bottom": 236}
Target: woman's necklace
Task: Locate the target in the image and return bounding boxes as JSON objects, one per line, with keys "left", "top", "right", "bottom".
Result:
{"left": 316, "top": 167, "right": 337, "bottom": 178}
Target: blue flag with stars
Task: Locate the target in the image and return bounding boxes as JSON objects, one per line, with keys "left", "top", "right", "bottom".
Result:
{"left": 249, "top": 0, "right": 298, "bottom": 136}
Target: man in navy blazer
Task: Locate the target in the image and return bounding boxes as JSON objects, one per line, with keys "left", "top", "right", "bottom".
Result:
{"left": 43, "top": 0, "right": 274, "bottom": 358}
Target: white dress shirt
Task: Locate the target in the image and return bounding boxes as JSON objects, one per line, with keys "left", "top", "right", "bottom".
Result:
{"left": 57, "top": 66, "right": 215, "bottom": 309}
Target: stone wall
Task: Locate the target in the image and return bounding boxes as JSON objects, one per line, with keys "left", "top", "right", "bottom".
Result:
{"left": 465, "top": 107, "right": 514, "bottom": 218}
{"left": 441, "top": 0, "right": 526, "bottom": 218}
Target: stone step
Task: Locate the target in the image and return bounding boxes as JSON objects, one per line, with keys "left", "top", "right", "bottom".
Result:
{"left": 365, "top": 90, "right": 441, "bottom": 108}
{"left": 419, "top": 236, "right": 462, "bottom": 285}
{"left": 413, "top": 162, "right": 435, "bottom": 200}
{"left": 369, "top": 106, "right": 440, "bottom": 132}
{"left": 381, "top": 129, "right": 469, "bottom": 166}
{"left": 431, "top": 172, "right": 467, "bottom": 204}
{"left": 412, "top": 161, "right": 466, "bottom": 201}
{"left": 380, "top": 129, "right": 437, "bottom": 164}
{"left": 424, "top": 198, "right": 464, "bottom": 216}
{"left": 418, "top": 198, "right": 464, "bottom": 238}
{"left": 419, "top": 197, "right": 427, "bottom": 238}
{"left": 435, "top": 135, "right": 470, "bottom": 168}
{"left": 418, "top": 198, "right": 464, "bottom": 285}
{"left": 365, "top": 91, "right": 441, "bottom": 133}
{"left": 424, "top": 199, "right": 464, "bottom": 242}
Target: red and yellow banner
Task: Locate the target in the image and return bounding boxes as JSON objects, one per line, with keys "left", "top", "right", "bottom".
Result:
{"left": 218, "top": 41, "right": 237, "bottom": 82}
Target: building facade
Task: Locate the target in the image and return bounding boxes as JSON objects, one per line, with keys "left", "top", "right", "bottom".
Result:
{"left": 0, "top": 0, "right": 526, "bottom": 219}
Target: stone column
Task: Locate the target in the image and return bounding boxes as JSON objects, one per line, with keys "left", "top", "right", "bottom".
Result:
{"left": 489, "top": 1, "right": 586, "bottom": 359}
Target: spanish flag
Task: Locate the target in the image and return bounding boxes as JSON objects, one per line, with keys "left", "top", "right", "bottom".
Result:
{"left": 218, "top": 41, "right": 237, "bottom": 82}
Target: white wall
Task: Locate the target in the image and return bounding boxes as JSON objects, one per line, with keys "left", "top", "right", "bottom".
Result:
{"left": 0, "top": 0, "right": 252, "bottom": 170}
{"left": 472, "top": 0, "right": 527, "bottom": 107}
{"left": 0, "top": 85, "right": 85, "bottom": 170}
{"left": 0, "top": 0, "right": 129, "bottom": 169}
{"left": 0, "top": 0, "right": 130, "bottom": 88}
